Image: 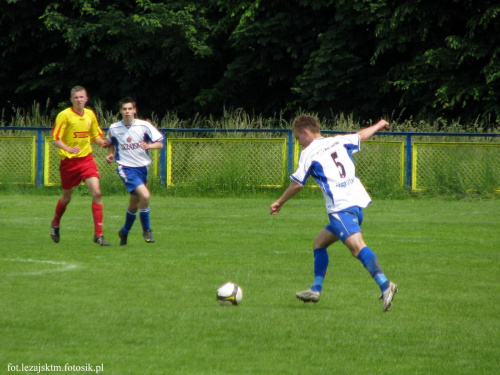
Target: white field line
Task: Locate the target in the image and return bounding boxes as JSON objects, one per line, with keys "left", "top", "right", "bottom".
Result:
{"left": 4, "top": 258, "right": 80, "bottom": 276}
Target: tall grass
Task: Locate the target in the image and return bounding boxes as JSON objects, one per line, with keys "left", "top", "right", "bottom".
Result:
{"left": 1, "top": 101, "right": 53, "bottom": 128}
{"left": 2, "top": 101, "right": 500, "bottom": 133}
{"left": 1, "top": 102, "right": 499, "bottom": 200}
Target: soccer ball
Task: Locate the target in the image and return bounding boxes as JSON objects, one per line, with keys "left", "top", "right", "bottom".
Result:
{"left": 216, "top": 282, "right": 243, "bottom": 306}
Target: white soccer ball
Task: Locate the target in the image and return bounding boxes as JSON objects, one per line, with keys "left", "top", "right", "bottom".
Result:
{"left": 216, "top": 282, "right": 243, "bottom": 306}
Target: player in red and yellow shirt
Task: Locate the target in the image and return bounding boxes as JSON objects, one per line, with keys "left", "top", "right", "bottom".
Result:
{"left": 50, "top": 85, "right": 111, "bottom": 246}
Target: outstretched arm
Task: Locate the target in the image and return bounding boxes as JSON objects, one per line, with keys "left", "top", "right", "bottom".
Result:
{"left": 357, "top": 119, "right": 390, "bottom": 142}
{"left": 270, "top": 181, "right": 303, "bottom": 215}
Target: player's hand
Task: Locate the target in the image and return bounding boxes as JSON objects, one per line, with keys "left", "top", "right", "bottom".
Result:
{"left": 376, "top": 119, "right": 390, "bottom": 130}
{"left": 68, "top": 146, "right": 80, "bottom": 154}
{"left": 101, "top": 140, "right": 111, "bottom": 148}
{"left": 269, "top": 202, "right": 282, "bottom": 215}
{"left": 106, "top": 155, "right": 114, "bottom": 164}
{"left": 140, "top": 141, "right": 149, "bottom": 150}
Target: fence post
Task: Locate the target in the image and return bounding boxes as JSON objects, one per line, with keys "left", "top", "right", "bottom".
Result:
{"left": 36, "top": 128, "right": 44, "bottom": 187}
{"left": 405, "top": 133, "right": 412, "bottom": 189}
{"left": 287, "top": 129, "right": 294, "bottom": 177}
{"left": 160, "top": 129, "right": 167, "bottom": 185}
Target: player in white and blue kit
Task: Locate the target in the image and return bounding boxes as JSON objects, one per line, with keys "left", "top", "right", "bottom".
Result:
{"left": 106, "top": 97, "right": 164, "bottom": 245}
{"left": 270, "top": 115, "right": 398, "bottom": 312}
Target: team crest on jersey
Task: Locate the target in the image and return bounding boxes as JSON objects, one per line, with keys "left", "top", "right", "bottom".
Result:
{"left": 127, "top": 137, "right": 132, "bottom": 143}
{"left": 87, "top": 121, "right": 91, "bottom": 128}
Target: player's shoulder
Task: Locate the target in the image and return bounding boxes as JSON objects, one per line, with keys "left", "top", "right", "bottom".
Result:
{"left": 306, "top": 136, "right": 330, "bottom": 150}
{"left": 56, "top": 107, "right": 73, "bottom": 118}
{"left": 81, "top": 108, "right": 98, "bottom": 122}
{"left": 83, "top": 107, "right": 97, "bottom": 116}
{"left": 133, "top": 119, "right": 151, "bottom": 125}
{"left": 135, "top": 119, "right": 162, "bottom": 134}
{"left": 108, "top": 121, "right": 123, "bottom": 129}
{"left": 330, "top": 133, "right": 359, "bottom": 144}
{"left": 299, "top": 138, "right": 326, "bottom": 159}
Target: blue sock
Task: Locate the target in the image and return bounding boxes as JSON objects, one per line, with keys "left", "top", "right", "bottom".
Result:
{"left": 311, "top": 248, "right": 329, "bottom": 292}
{"left": 139, "top": 207, "right": 151, "bottom": 231}
{"left": 122, "top": 210, "right": 137, "bottom": 235}
{"left": 357, "top": 247, "right": 389, "bottom": 292}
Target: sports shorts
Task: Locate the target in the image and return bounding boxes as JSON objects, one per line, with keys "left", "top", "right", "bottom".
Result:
{"left": 325, "top": 206, "right": 364, "bottom": 243}
{"left": 59, "top": 154, "right": 100, "bottom": 190}
{"left": 117, "top": 165, "right": 148, "bottom": 194}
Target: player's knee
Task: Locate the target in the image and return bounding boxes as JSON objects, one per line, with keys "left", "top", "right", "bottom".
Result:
{"left": 350, "top": 248, "right": 360, "bottom": 258}
{"left": 140, "top": 191, "right": 150, "bottom": 205}
{"left": 91, "top": 189, "right": 102, "bottom": 201}
{"left": 346, "top": 242, "right": 364, "bottom": 258}
{"left": 140, "top": 197, "right": 150, "bottom": 208}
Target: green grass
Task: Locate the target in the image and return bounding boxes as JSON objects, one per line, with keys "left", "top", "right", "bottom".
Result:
{"left": 1, "top": 195, "right": 499, "bottom": 374}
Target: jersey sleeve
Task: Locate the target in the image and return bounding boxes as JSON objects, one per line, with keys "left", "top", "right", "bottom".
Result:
{"left": 145, "top": 123, "right": 164, "bottom": 143}
{"left": 341, "top": 134, "right": 361, "bottom": 154}
{"left": 290, "top": 152, "right": 311, "bottom": 186}
{"left": 52, "top": 111, "right": 67, "bottom": 141}
{"left": 106, "top": 125, "right": 114, "bottom": 142}
{"left": 87, "top": 109, "right": 104, "bottom": 142}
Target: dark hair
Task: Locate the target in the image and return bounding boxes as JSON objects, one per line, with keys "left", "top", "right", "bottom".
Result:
{"left": 119, "top": 97, "right": 136, "bottom": 109}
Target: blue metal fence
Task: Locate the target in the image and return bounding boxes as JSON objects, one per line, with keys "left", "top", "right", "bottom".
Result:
{"left": 2, "top": 126, "right": 499, "bottom": 188}
{"left": 321, "top": 130, "right": 500, "bottom": 189}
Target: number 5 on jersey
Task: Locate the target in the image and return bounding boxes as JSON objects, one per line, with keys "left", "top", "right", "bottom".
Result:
{"left": 330, "top": 152, "right": 346, "bottom": 178}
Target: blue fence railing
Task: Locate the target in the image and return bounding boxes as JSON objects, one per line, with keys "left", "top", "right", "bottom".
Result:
{"left": 2, "top": 127, "right": 499, "bottom": 189}
{"left": 321, "top": 130, "right": 500, "bottom": 189}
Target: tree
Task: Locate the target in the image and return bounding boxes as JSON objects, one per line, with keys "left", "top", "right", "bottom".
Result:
{"left": 40, "top": 0, "right": 216, "bottom": 116}
{"left": 291, "top": 0, "right": 394, "bottom": 120}
{"left": 0, "top": 0, "right": 60, "bottom": 113}
{"left": 1, "top": 0, "right": 215, "bottom": 118}
{"left": 1, "top": 0, "right": 499, "bottom": 125}
{"left": 373, "top": 0, "right": 500, "bottom": 124}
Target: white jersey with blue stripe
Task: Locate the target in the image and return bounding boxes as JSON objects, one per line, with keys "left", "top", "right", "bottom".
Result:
{"left": 107, "top": 119, "right": 163, "bottom": 168}
{"left": 291, "top": 134, "right": 371, "bottom": 213}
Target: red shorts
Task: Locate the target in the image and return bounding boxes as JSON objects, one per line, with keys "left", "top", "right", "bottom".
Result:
{"left": 59, "top": 154, "right": 100, "bottom": 190}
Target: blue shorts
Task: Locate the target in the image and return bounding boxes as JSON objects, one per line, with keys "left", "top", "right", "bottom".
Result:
{"left": 117, "top": 165, "right": 148, "bottom": 194}
{"left": 325, "top": 206, "right": 364, "bottom": 243}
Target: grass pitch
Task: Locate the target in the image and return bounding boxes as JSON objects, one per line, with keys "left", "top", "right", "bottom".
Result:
{"left": 1, "top": 194, "right": 499, "bottom": 374}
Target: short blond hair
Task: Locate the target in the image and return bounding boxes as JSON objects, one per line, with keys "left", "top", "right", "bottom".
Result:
{"left": 70, "top": 85, "right": 87, "bottom": 97}
{"left": 292, "top": 115, "right": 321, "bottom": 133}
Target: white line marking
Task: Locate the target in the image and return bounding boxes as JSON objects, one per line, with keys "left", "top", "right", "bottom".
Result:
{"left": 4, "top": 258, "right": 80, "bottom": 276}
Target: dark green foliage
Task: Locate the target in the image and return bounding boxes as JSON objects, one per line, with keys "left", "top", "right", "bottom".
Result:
{"left": 374, "top": 0, "right": 500, "bottom": 123}
{"left": 1, "top": 0, "right": 499, "bottom": 126}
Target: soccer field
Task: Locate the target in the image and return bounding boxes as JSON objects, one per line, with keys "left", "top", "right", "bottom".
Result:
{"left": 1, "top": 195, "right": 499, "bottom": 374}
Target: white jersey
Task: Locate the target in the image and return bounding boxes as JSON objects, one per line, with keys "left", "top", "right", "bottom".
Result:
{"left": 291, "top": 134, "right": 371, "bottom": 213}
{"left": 107, "top": 119, "right": 164, "bottom": 167}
